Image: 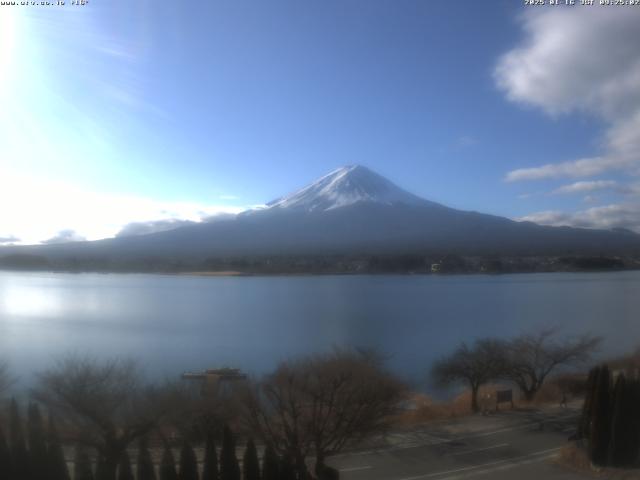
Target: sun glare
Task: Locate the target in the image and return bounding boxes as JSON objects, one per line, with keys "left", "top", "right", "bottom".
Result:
{"left": 0, "top": 10, "right": 18, "bottom": 87}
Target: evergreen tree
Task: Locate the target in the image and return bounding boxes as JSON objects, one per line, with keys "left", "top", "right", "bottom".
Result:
{"left": 47, "top": 414, "right": 71, "bottom": 480}
{"left": 27, "top": 403, "right": 48, "bottom": 479}
{"left": 74, "top": 445, "right": 95, "bottom": 480}
{"left": 159, "top": 446, "right": 179, "bottom": 480}
{"left": 629, "top": 379, "right": 640, "bottom": 464}
{"left": 589, "top": 365, "right": 611, "bottom": 466}
{"left": 219, "top": 426, "right": 240, "bottom": 480}
{"left": 202, "top": 434, "right": 219, "bottom": 480}
{"left": 578, "top": 367, "right": 599, "bottom": 439}
{"left": 277, "top": 454, "right": 295, "bottom": 480}
{"left": 179, "top": 440, "right": 199, "bottom": 480}
{"left": 117, "top": 451, "right": 135, "bottom": 480}
{"left": 0, "top": 426, "right": 11, "bottom": 480}
{"left": 96, "top": 454, "right": 109, "bottom": 480}
{"left": 261, "top": 445, "right": 279, "bottom": 480}
{"left": 242, "top": 439, "right": 260, "bottom": 480}
{"left": 608, "top": 375, "right": 640, "bottom": 467}
{"left": 10, "top": 399, "right": 30, "bottom": 480}
{"left": 137, "top": 437, "right": 157, "bottom": 480}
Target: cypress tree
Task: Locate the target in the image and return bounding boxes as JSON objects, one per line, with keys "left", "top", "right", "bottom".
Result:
{"left": 242, "top": 439, "right": 260, "bottom": 480}
{"left": 178, "top": 440, "right": 199, "bottom": 480}
{"left": 47, "top": 414, "right": 70, "bottom": 480}
{"left": 629, "top": 379, "right": 640, "bottom": 464}
{"left": 96, "top": 454, "right": 109, "bottom": 480}
{"left": 579, "top": 367, "right": 599, "bottom": 439}
{"left": 159, "top": 445, "right": 179, "bottom": 480}
{"left": 137, "top": 437, "right": 157, "bottom": 480}
{"left": 219, "top": 426, "right": 240, "bottom": 480}
{"left": 0, "top": 426, "right": 11, "bottom": 480}
{"left": 202, "top": 434, "right": 219, "bottom": 480}
{"left": 589, "top": 365, "right": 611, "bottom": 466}
{"left": 74, "top": 445, "right": 95, "bottom": 480}
{"left": 261, "top": 445, "right": 279, "bottom": 480}
{"left": 117, "top": 450, "right": 135, "bottom": 480}
{"left": 608, "top": 374, "right": 629, "bottom": 466}
{"left": 28, "top": 403, "right": 48, "bottom": 479}
{"left": 277, "top": 454, "right": 295, "bottom": 480}
{"left": 10, "top": 399, "right": 30, "bottom": 480}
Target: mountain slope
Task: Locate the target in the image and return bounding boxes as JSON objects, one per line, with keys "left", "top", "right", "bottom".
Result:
{"left": 2, "top": 166, "right": 640, "bottom": 267}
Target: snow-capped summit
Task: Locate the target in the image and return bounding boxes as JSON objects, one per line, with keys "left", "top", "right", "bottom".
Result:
{"left": 266, "top": 165, "right": 427, "bottom": 212}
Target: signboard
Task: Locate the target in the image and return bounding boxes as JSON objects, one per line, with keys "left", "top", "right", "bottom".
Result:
{"left": 496, "top": 389, "right": 514, "bottom": 410}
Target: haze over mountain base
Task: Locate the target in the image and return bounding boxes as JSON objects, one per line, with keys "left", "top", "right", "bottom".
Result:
{"left": 1, "top": 166, "right": 639, "bottom": 274}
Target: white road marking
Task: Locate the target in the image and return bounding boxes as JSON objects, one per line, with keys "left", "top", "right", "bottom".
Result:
{"left": 339, "top": 465, "right": 372, "bottom": 472}
{"left": 452, "top": 443, "right": 509, "bottom": 456}
{"left": 396, "top": 447, "right": 562, "bottom": 480}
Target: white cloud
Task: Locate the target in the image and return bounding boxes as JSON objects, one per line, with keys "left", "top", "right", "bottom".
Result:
{"left": 519, "top": 204, "right": 640, "bottom": 233}
{"left": 552, "top": 180, "right": 617, "bottom": 195}
{"left": 496, "top": 8, "right": 640, "bottom": 182}
{"left": 42, "top": 229, "right": 86, "bottom": 245}
{"left": 0, "top": 235, "right": 20, "bottom": 245}
{"left": 0, "top": 171, "right": 246, "bottom": 245}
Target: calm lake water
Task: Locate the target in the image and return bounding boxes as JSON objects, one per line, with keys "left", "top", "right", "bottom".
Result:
{"left": 0, "top": 270, "right": 638, "bottom": 390}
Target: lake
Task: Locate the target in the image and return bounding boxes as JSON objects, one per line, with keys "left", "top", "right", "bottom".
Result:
{"left": 0, "top": 270, "right": 638, "bottom": 390}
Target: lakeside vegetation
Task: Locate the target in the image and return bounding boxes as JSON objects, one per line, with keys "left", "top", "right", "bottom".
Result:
{"left": 0, "top": 252, "right": 638, "bottom": 275}
{"left": 1, "top": 332, "right": 639, "bottom": 479}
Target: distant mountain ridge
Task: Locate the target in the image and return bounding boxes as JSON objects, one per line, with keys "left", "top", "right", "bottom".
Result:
{"left": 1, "top": 165, "right": 639, "bottom": 271}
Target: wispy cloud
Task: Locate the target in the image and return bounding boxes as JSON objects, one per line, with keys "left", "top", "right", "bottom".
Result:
{"left": 0, "top": 235, "right": 20, "bottom": 245}
{"left": 552, "top": 180, "right": 618, "bottom": 195}
{"left": 0, "top": 172, "right": 246, "bottom": 245}
{"left": 42, "top": 229, "right": 86, "bottom": 245}
{"left": 454, "top": 135, "right": 477, "bottom": 149}
{"left": 519, "top": 204, "right": 640, "bottom": 232}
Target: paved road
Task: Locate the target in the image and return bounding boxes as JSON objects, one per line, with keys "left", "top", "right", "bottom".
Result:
{"left": 328, "top": 407, "right": 590, "bottom": 480}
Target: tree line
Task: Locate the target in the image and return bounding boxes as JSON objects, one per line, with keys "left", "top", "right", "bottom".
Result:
{"left": 431, "top": 329, "right": 601, "bottom": 412}
{"left": 0, "top": 349, "right": 406, "bottom": 480}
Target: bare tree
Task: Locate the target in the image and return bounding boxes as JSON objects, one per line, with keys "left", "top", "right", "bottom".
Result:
{"left": 33, "top": 356, "right": 164, "bottom": 480}
{"left": 431, "top": 339, "right": 507, "bottom": 413}
{"left": 502, "top": 329, "right": 601, "bottom": 401}
{"left": 244, "top": 349, "right": 406, "bottom": 478}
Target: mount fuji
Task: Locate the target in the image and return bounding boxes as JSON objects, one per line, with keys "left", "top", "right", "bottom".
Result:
{"left": 2, "top": 165, "right": 639, "bottom": 270}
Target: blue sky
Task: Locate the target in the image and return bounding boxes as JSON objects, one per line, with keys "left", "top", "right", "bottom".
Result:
{"left": 1, "top": 1, "right": 640, "bottom": 244}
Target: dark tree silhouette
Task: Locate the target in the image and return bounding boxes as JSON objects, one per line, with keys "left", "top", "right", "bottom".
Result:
{"left": 242, "top": 439, "right": 260, "bottom": 480}
{"left": 48, "top": 414, "right": 71, "bottom": 480}
{"left": 589, "top": 365, "right": 611, "bottom": 466}
{"left": 0, "top": 426, "right": 10, "bottom": 480}
{"left": 245, "top": 349, "right": 404, "bottom": 477}
{"left": 117, "top": 451, "right": 135, "bottom": 480}
{"left": 261, "top": 445, "right": 279, "bottom": 480}
{"left": 35, "top": 356, "right": 164, "bottom": 480}
{"left": 178, "top": 440, "right": 199, "bottom": 480}
{"left": 278, "top": 454, "right": 295, "bottom": 480}
{"left": 159, "top": 445, "right": 179, "bottom": 480}
{"left": 220, "top": 426, "right": 240, "bottom": 480}
{"left": 137, "top": 437, "right": 157, "bottom": 480}
{"left": 202, "top": 433, "right": 219, "bottom": 480}
{"left": 28, "top": 403, "right": 48, "bottom": 479}
{"left": 503, "top": 330, "right": 600, "bottom": 401}
{"left": 74, "top": 445, "right": 95, "bottom": 480}
{"left": 10, "top": 399, "right": 30, "bottom": 480}
{"left": 578, "top": 366, "right": 599, "bottom": 439}
{"left": 432, "top": 339, "right": 506, "bottom": 413}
